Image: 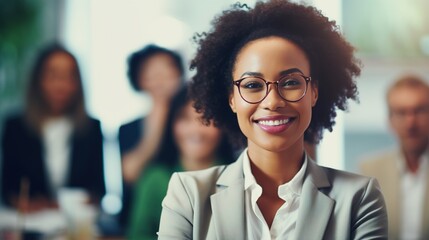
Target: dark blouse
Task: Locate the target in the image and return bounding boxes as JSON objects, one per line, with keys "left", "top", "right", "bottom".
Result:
{"left": 1, "top": 114, "right": 106, "bottom": 205}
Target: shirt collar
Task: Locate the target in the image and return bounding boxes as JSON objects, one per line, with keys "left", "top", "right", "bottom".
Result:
{"left": 396, "top": 149, "right": 429, "bottom": 175}
{"left": 243, "top": 149, "right": 258, "bottom": 190}
{"left": 242, "top": 148, "right": 308, "bottom": 198}
{"left": 279, "top": 156, "right": 307, "bottom": 198}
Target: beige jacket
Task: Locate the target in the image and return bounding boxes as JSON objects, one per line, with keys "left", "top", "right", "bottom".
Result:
{"left": 360, "top": 149, "right": 429, "bottom": 240}
{"left": 159, "top": 151, "right": 388, "bottom": 240}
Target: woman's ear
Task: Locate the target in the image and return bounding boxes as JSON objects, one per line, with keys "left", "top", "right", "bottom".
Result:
{"left": 311, "top": 84, "right": 318, "bottom": 107}
{"left": 229, "top": 93, "right": 237, "bottom": 113}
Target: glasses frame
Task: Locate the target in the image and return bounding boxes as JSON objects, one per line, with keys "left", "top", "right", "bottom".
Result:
{"left": 232, "top": 73, "right": 312, "bottom": 104}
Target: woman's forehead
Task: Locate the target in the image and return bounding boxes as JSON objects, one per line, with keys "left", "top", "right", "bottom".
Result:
{"left": 233, "top": 36, "right": 310, "bottom": 77}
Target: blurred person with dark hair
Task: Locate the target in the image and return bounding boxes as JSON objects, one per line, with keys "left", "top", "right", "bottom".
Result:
{"left": 1, "top": 44, "right": 105, "bottom": 211}
{"left": 118, "top": 44, "right": 184, "bottom": 228}
{"left": 127, "top": 86, "right": 234, "bottom": 240}
{"left": 361, "top": 75, "right": 429, "bottom": 239}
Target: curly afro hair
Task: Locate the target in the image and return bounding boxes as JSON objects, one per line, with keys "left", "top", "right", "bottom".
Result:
{"left": 189, "top": 0, "right": 360, "bottom": 146}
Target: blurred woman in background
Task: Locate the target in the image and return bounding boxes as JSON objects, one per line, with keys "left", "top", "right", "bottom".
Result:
{"left": 127, "top": 87, "right": 235, "bottom": 240}
{"left": 118, "top": 44, "right": 184, "bottom": 229}
{"left": 1, "top": 44, "right": 105, "bottom": 211}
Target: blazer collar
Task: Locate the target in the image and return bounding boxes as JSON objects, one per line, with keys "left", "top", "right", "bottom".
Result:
{"left": 210, "top": 151, "right": 246, "bottom": 240}
{"left": 211, "top": 151, "right": 334, "bottom": 240}
{"left": 294, "top": 159, "right": 334, "bottom": 240}
{"left": 216, "top": 150, "right": 246, "bottom": 186}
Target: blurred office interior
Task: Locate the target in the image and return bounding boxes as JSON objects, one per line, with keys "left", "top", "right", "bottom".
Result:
{"left": 0, "top": 0, "right": 428, "bottom": 215}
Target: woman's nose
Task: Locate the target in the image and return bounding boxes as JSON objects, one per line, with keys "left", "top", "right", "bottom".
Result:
{"left": 260, "top": 84, "right": 286, "bottom": 110}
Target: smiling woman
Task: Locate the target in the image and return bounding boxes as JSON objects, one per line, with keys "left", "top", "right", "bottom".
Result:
{"left": 158, "top": 1, "right": 388, "bottom": 239}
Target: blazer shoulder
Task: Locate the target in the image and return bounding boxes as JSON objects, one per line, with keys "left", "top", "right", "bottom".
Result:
{"left": 76, "top": 116, "right": 102, "bottom": 139}
{"left": 82, "top": 117, "right": 102, "bottom": 132}
{"left": 119, "top": 117, "right": 143, "bottom": 132}
{"left": 3, "top": 113, "right": 26, "bottom": 129}
{"left": 323, "top": 166, "right": 373, "bottom": 186}
{"left": 174, "top": 164, "right": 227, "bottom": 187}
{"left": 2, "top": 114, "right": 34, "bottom": 140}
{"left": 162, "top": 165, "right": 227, "bottom": 223}
{"left": 364, "top": 149, "right": 396, "bottom": 162}
{"left": 87, "top": 116, "right": 101, "bottom": 125}
{"left": 318, "top": 167, "right": 388, "bottom": 239}
{"left": 359, "top": 149, "right": 397, "bottom": 174}
{"left": 315, "top": 165, "right": 385, "bottom": 209}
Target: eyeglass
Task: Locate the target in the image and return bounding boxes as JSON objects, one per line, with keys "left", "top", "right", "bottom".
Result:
{"left": 390, "top": 106, "right": 429, "bottom": 121}
{"left": 232, "top": 73, "right": 312, "bottom": 104}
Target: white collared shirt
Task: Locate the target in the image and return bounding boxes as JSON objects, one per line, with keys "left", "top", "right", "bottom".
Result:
{"left": 42, "top": 117, "right": 73, "bottom": 196}
{"left": 243, "top": 149, "right": 307, "bottom": 240}
{"left": 398, "top": 154, "right": 428, "bottom": 240}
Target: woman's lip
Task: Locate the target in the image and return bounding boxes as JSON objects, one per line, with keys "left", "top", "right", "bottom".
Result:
{"left": 254, "top": 115, "right": 294, "bottom": 121}
{"left": 255, "top": 118, "right": 295, "bottom": 134}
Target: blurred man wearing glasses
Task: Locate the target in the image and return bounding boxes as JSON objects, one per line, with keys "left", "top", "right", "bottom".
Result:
{"left": 361, "top": 75, "right": 429, "bottom": 240}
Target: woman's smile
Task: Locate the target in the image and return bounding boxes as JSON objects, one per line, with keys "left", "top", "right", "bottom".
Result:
{"left": 253, "top": 115, "right": 296, "bottom": 134}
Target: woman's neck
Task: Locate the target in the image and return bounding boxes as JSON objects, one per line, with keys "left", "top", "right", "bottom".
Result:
{"left": 43, "top": 113, "right": 68, "bottom": 122}
{"left": 181, "top": 155, "right": 216, "bottom": 172}
{"left": 247, "top": 139, "right": 305, "bottom": 190}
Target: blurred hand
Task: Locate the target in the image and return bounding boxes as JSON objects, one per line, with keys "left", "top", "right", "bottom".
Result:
{"left": 150, "top": 81, "right": 179, "bottom": 104}
{"left": 122, "top": 104, "right": 170, "bottom": 183}
{"left": 12, "top": 197, "right": 58, "bottom": 213}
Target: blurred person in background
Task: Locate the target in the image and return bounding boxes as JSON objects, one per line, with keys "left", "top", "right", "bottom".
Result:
{"left": 1, "top": 44, "right": 105, "bottom": 211}
{"left": 127, "top": 86, "right": 234, "bottom": 240}
{"left": 118, "top": 44, "right": 184, "bottom": 229}
{"left": 361, "top": 75, "right": 429, "bottom": 240}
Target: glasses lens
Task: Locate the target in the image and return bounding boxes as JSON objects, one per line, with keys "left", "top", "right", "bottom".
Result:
{"left": 278, "top": 74, "right": 307, "bottom": 101}
{"left": 238, "top": 77, "right": 267, "bottom": 103}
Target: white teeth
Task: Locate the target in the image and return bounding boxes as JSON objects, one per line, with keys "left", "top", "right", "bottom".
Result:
{"left": 258, "top": 119, "right": 290, "bottom": 126}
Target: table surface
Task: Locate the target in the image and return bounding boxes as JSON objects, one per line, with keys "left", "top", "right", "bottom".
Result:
{"left": 0, "top": 206, "right": 125, "bottom": 239}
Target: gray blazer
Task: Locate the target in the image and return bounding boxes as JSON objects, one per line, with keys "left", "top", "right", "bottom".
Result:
{"left": 158, "top": 152, "right": 388, "bottom": 240}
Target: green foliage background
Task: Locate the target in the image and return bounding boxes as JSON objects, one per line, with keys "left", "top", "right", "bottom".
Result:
{"left": 0, "top": 0, "right": 41, "bottom": 113}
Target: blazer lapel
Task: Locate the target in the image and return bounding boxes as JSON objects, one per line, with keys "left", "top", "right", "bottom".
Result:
{"left": 295, "top": 160, "right": 334, "bottom": 240}
{"left": 210, "top": 153, "right": 246, "bottom": 240}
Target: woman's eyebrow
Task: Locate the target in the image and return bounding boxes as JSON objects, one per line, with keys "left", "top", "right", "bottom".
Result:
{"left": 240, "top": 71, "right": 263, "bottom": 78}
{"left": 279, "top": 68, "right": 303, "bottom": 76}
{"left": 240, "top": 68, "right": 303, "bottom": 78}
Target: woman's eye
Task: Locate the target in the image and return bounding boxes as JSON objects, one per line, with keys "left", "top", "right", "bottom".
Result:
{"left": 280, "top": 78, "right": 301, "bottom": 88}
{"left": 242, "top": 80, "right": 264, "bottom": 89}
